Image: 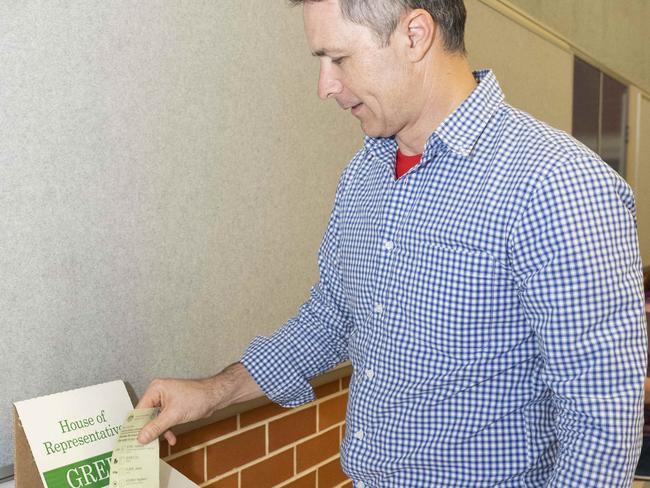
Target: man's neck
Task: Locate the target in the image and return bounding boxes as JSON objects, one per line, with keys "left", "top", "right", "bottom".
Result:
{"left": 396, "top": 57, "right": 477, "bottom": 156}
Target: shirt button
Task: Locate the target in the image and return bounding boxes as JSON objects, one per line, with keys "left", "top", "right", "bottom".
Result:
{"left": 383, "top": 240, "right": 394, "bottom": 251}
{"left": 358, "top": 482, "right": 365, "bottom": 488}
{"left": 354, "top": 429, "right": 364, "bottom": 440}
{"left": 374, "top": 303, "right": 384, "bottom": 314}
{"left": 365, "top": 369, "right": 374, "bottom": 380}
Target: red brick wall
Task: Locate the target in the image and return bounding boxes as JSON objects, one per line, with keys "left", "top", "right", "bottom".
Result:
{"left": 160, "top": 375, "right": 352, "bottom": 488}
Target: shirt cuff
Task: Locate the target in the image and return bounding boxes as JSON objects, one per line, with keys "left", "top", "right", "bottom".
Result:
{"left": 240, "top": 336, "right": 316, "bottom": 408}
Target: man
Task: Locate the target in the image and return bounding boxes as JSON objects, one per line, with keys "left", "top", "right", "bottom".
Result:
{"left": 137, "top": 1, "right": 647, "bottom": 485}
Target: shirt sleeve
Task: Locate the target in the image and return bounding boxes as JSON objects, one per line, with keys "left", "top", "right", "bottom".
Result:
{"left": 240, "top": 166, "right": 353, "bottom": 407}
{"left": 509, "top": 158, "right": 647, "bottom": 486}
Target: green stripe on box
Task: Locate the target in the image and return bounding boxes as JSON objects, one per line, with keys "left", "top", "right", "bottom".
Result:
{"left": 43, "top": 451, "right": 112, "bottom": 488}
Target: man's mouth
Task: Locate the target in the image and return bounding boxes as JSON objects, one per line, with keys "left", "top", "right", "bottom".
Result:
{"left": 350, "top": 103, "right": 363, "bottom": 115}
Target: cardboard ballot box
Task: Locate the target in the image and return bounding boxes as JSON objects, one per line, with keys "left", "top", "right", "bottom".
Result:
{"left": 13, "top": 381, "right": 197, "bottom": 488}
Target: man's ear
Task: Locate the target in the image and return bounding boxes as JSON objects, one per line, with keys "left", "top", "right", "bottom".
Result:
{"left": 402, "top": 9, "right": 436, "bottom": 62}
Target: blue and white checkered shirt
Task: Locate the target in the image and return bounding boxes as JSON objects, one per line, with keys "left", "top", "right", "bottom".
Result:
{"left": 241, "top": 70, "right": 647, "bottom": 487}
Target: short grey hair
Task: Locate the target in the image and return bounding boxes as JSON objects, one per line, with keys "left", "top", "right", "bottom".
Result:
{"left": 290, "top": 0, "right": 467, "bottom": 53}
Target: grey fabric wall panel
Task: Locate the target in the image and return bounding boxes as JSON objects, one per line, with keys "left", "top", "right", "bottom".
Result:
{"left": 0, "top": 1, "right": 361, "bottom": 470}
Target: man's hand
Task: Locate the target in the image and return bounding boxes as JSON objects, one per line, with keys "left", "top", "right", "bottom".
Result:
{"left": 136, "top": 362, "right": 263, "bottom": 445}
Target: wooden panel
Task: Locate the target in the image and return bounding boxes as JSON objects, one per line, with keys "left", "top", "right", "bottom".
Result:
{"left": 633, "top": 95, "right": 650, "bottom": 264}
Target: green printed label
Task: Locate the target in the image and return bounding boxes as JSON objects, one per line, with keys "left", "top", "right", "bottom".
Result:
{"left": 43, "top": 451, "right": 112, "bottom": 488}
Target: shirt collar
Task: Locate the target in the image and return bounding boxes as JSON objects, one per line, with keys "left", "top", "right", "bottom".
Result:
{"left": 364, "top": 69, "right": 505, "bottom": 163}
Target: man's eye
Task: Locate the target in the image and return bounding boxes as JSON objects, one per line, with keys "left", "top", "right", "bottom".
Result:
{"left": 332, "top": 57, "right": 345, "bottom": 66}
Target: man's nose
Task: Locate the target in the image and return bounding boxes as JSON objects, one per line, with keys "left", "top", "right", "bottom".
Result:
{"left": 317, "top": 65, "right": 343, "bottom": 100}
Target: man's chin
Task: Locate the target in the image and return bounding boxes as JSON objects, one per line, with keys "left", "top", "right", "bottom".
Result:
{"left": 360, "top": 122, "right": 392, "bottom": 139}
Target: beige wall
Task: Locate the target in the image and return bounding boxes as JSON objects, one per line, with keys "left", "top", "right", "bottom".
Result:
{"left": 465, "top": 0, "right": 573, "bottom": 132}
{"left": 506, "top": 0, "right": 650, "bottom": 93}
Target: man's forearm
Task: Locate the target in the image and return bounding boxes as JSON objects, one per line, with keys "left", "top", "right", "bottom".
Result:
{"left": 211, "top": 362, "right": 264, "bottom": 410}
{"left": 136, "top": 363, "right": 265, "bottom": 445}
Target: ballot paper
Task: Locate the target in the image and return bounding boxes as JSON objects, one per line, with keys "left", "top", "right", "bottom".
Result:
{"left": 109, "top": 409, "right": 159, "bottom": 487}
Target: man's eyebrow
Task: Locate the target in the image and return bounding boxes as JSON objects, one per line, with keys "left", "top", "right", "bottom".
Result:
{"left": 311, "top": 48, "right": 343, "bottom": 57}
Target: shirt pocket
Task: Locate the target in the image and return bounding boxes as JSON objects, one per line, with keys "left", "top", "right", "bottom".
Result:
{"left": 400, "top": 242, "right": 496, "bottom": 359}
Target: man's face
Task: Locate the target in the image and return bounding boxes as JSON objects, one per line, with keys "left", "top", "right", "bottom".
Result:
{"left": 303, "top": 0, "right": 412, "bottom": 138}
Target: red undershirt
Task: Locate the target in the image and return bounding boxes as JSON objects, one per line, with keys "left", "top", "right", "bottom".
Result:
{"left": 395, "top": 148, "right": 422, "bottom": 179}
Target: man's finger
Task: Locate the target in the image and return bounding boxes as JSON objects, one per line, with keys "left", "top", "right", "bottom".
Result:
{"left": 138, "top": 416, "right": 166, "bottom": 445}
{"left": 136, "top": 387, "right": 161, "bottom": 410}
{"left": 164, "top": 430, "right": 177, "bottom": 446}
